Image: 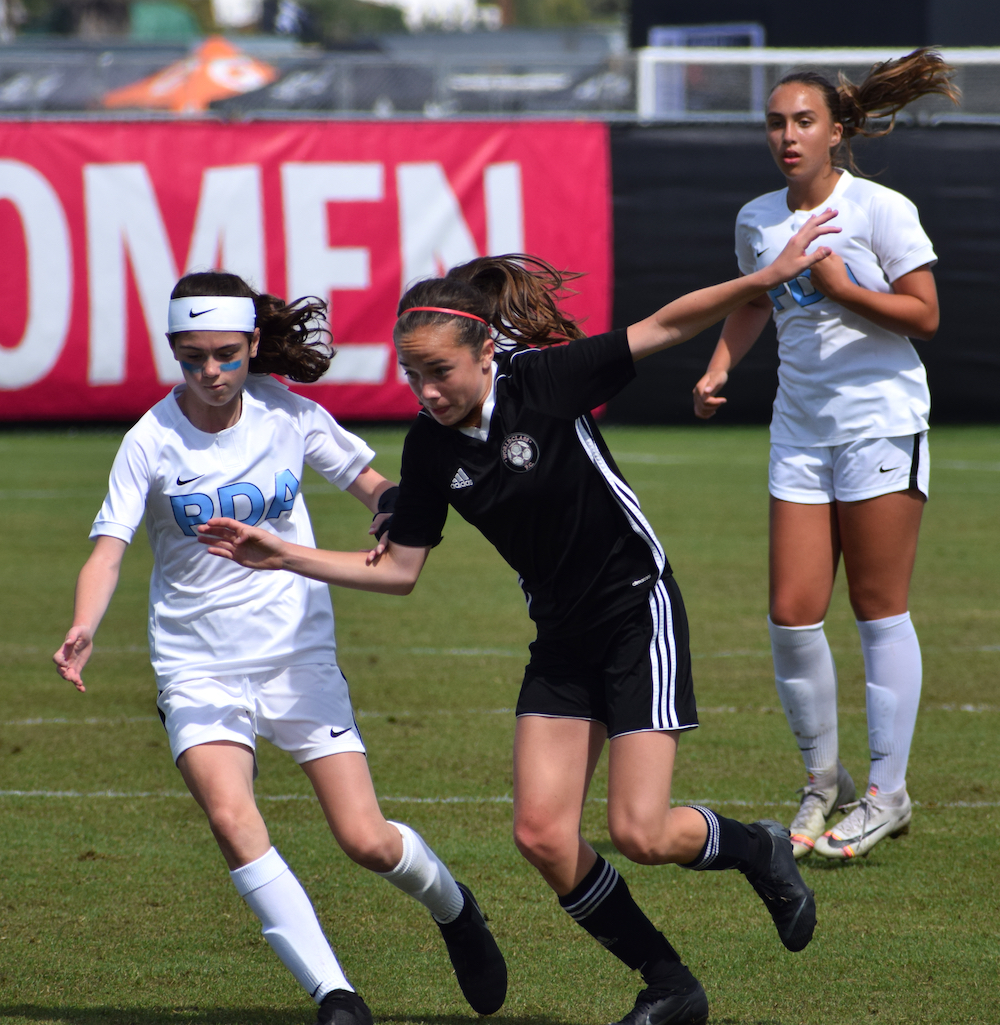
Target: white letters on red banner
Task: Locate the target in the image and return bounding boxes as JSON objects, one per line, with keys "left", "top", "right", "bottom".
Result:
{"left": 0, "top": 122, "right": 611, "bottom": 421}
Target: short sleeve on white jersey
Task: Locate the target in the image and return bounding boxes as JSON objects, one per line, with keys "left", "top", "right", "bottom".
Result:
{"left": 298, "top": 391, "right": 376, "bottom": 489}
{"left": 89, "top": 375, "right": 374, "bottom": 685}
{"left": 90, "top": 434, "right": 152, "bottom": 544}
{"left": 735, "top": 171, "right": 934, "bottom": 446}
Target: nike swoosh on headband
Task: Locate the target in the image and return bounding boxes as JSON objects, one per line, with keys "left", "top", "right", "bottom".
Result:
{"left": 189, "top": 308, "right": 217, "bottom": 318}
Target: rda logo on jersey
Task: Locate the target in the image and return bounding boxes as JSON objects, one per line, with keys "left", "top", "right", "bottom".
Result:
{"left": 500, "top": 433, "right": 539, "bottom": 473}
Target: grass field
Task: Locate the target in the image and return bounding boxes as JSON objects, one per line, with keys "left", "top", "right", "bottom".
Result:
{"left": 1, "top": 423, "right": 997, "bottom": 1025}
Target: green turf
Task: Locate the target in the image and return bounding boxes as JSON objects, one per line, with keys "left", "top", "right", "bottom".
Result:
{"left": 1, "top": 424, "right": 998, "bottom": 1024}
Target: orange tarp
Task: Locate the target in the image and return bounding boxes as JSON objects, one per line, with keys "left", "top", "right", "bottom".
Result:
{"left": 103, "top": 36, "right": 277, "bottom": 113}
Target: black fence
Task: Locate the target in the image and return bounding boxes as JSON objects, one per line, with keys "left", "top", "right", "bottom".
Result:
{"left": 605, "top": 123, "right": 1000, "bottom": 425}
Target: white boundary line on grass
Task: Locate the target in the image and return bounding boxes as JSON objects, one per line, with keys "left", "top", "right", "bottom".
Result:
{"left": 2, "top": 456, "right": 996, "bottom": 502}
{"left": 5, "top": 644, "right": 999, "bottom": 659}
{"left": 0, "top": 789, "right": 996, "bottom": 809}
{"left": 3, "top": 703, "right": 997, "bottom": 728}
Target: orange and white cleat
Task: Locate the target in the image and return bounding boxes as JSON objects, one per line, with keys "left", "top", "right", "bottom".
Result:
{"left": 814, "top": 783, "right": 912, "bottom": 860}
{"left": 788, "top": 762, "right": 856, "bottom": 859}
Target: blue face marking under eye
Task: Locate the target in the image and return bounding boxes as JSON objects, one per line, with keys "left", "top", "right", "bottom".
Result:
{"left": 219, "top": 360, "right": 243, "bottom": 371}
{"left": 180, "top": 361, "right": 200, "bottom": 373}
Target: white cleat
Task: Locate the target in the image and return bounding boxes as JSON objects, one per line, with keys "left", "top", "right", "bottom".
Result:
{"left": 814, "top": 784, "right": 912, "bottom": 860}
{"left": 789, "top": 763, "right": 856, "bottom": 859}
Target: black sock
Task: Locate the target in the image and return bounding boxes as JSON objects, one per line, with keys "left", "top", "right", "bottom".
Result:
{"left": 679, "top": 807, "right": 768, "bottom": 874}
{"left": 559, "top": 856, "right": 696, "bottom": 992}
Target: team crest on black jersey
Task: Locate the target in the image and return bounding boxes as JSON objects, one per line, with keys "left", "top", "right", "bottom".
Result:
{"left": 501, "top": 433, "right": 539, "bottom": 472}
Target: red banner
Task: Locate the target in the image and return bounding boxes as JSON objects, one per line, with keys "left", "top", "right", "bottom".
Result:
{"left": 0, "top": 121, "right": 611, "bottom": 421}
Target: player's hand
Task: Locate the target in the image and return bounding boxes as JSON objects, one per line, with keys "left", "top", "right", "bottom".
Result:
{"left": 368, "top": 512, "right": 391, "bottom": 561}
{"left": 693, "top": 368, "right": 729, "bottom": 419}
{"left": 198, "top": 518, "right": 287, "bottom": 569}
{"left": 805, "top": 251, "right": 853, "bottom": 301}
{"left": 763, "top": 209, "right": 841, "bottom": 288}
{"left": 53, "top": 626, "right": 94, "bottom": 693}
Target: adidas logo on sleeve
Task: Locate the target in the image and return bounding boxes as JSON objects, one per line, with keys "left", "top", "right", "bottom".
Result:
{"left": 450, "top": 467, "right": 474, "bottom": 489}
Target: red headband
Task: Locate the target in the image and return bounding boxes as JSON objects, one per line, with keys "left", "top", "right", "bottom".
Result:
{"left": 400, "top": 306, "right": 488, "bottom": 325}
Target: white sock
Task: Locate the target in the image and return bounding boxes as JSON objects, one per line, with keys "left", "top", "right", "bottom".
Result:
{"left": 768, "top": 618, "right": 840, "bottom": 780}
{"left": 377, "top": 821, "right": 465, "bottom": 923}
{"left": 858, "top": 612, "right": 922, "bottom": 794}
{"left": 230, "top": 847, "right": 351, "bottom": 1003}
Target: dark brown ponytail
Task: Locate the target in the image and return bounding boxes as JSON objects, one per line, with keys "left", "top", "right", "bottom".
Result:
{"left": 394, "top": 254, "right": 586, "bottom": 353}
{"left": 774, "top": 48, "right": 960, "bottom": 173}
{"left": 169, "top": 271, "right": 333, "bottom": 383}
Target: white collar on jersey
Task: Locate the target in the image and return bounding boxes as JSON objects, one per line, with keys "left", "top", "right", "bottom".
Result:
{"left": 168, "top": 296, "right": 256, "bottom": 334}
{"left": 458, "top": 361, "right": 498, "bottom": 443}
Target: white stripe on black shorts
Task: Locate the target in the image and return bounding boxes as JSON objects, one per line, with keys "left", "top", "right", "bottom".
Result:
{"left": 516, "top": 573, "right": 698, "bottom": 736}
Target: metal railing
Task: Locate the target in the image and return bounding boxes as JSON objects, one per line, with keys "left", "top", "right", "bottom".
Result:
{"left": 636, "top": 47, "right": 1000, "bottom": 123}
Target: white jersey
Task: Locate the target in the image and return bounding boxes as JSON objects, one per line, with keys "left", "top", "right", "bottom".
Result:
{"left": 91, "top": 375, "right": 374, "bottom": 686}
{"left": 736, "top": 170, "right": 936, "bottom": 446}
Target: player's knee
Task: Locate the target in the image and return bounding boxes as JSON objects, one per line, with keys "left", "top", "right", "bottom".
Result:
{"left": 847, "top": 586, "right": 899, "bottom": 622}
{"left": 770, "top": 599, "right": 828, "bottom": 628}
{"left": 608, "top": 822, "right": 662, "bottom": 865}
{"left": 206, "top": 802, "right": 262, "bottom": 846}
{"left": 341, "top": 832, "right": 400, "bottom": 873}
{"left": 513, "top": 813, "right": 572, "bottom": 868}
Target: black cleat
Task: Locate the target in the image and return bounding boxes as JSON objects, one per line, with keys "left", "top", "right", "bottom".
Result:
{"left": 609, "top": 982, "right": 709, "bottom": 1025}
{"left": 744, "top": 819, "right": 816, "bottom": 952}
{"left": 316, "top": 989, "right": 374, "bottom": 1025}
{"left": 436, "top": 882, "right": 508, "bottom": 1015}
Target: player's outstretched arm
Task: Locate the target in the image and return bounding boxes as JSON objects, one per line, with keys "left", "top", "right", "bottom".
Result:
{"left": 693, "top": 296, "right": 773, "bottom": 419}
{"left": 198, "top": 518, "right": 429, "bottom": 595}
{"left": 627, "top": 209, "right": 840, "bottom": 361}
{"left": 52, "top": 535, "right": 128, "bottom": 693}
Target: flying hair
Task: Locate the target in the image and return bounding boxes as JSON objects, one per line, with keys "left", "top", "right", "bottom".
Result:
{"left": 394, "top": 254, "right": 586, "bottom": 354}
{"left": 774, "top": 47, "right": 960, "bottom": 173}
{"left": 169, "top": 271, "right": 333, "bottom": 383}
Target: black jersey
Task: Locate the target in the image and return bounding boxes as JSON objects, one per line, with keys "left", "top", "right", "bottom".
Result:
{"left": 388, "top": 329, "right": 671, "bottom": 634}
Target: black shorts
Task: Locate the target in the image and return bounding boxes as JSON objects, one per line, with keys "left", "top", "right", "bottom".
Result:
{"left": 516, "top": 574, "right": 698, "bottom": 737}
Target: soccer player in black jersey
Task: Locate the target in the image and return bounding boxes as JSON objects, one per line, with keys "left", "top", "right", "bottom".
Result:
{"left": 201, "top": 211, "right": 838, "bottom": 1025}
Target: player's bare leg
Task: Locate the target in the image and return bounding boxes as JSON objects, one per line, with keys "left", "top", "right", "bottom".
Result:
{"left": 303, "top": 753, "right": 403, "bottom": 872}
{"left": 837, "top": 489, "right": 923, "bottom": 621}
{"left": 606, "top": 731, "right": 706, "bottom": 864}
{"left": 512, "top": 714, "right": 604, "bottom": 892}
{"left": 769, "top": 498, "right": 840, "bottom": 627}
{"left": 178, "top": 740, "right": 270, "bottom": 868}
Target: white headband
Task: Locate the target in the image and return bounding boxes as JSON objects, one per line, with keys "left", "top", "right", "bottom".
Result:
{"left": 168, "top": 296, "right": 257, "bottom": 334}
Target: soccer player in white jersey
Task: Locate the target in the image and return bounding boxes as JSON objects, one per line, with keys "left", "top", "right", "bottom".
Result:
{"left": 53, "top": 272, "right": 507, "bottom": 1025}
{"left": 693, "top": 50, "right": 959, "bottom": 861}
{"left": 198, "top": 221, "right": 840, "bottom": 1025}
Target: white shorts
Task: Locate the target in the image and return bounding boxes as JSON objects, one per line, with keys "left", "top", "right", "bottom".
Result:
{"left": 156, "top": 663, "right": 366, "bottom": 766}
{"left": 769, "top": 433, "right": 929, "bottom": 504}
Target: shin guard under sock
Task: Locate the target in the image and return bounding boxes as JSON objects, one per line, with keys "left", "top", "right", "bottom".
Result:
{"left": 377, "top": 821, "right": 465, "bottom": 924}
{"left": 559, "top": 855, "right": 695, "bottom": 992}
{"left": 768, "top": 618, "right": 840, "bottom": 778}
{"left": 857, "top": 613, "right": 922, "bottom": 794}
{"left": 230, "top": 847, "right": 351, "bottom": 1003}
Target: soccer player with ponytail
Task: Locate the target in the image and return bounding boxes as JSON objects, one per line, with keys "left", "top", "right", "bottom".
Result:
{"left": 200, "top": 215, "right": 838, "bottom": 1025}
{"left": 54, "top": 271, "right": 506, "bottom": 1025}
{"left": 693, "top": 50, "right": 959, "bottom": 861}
